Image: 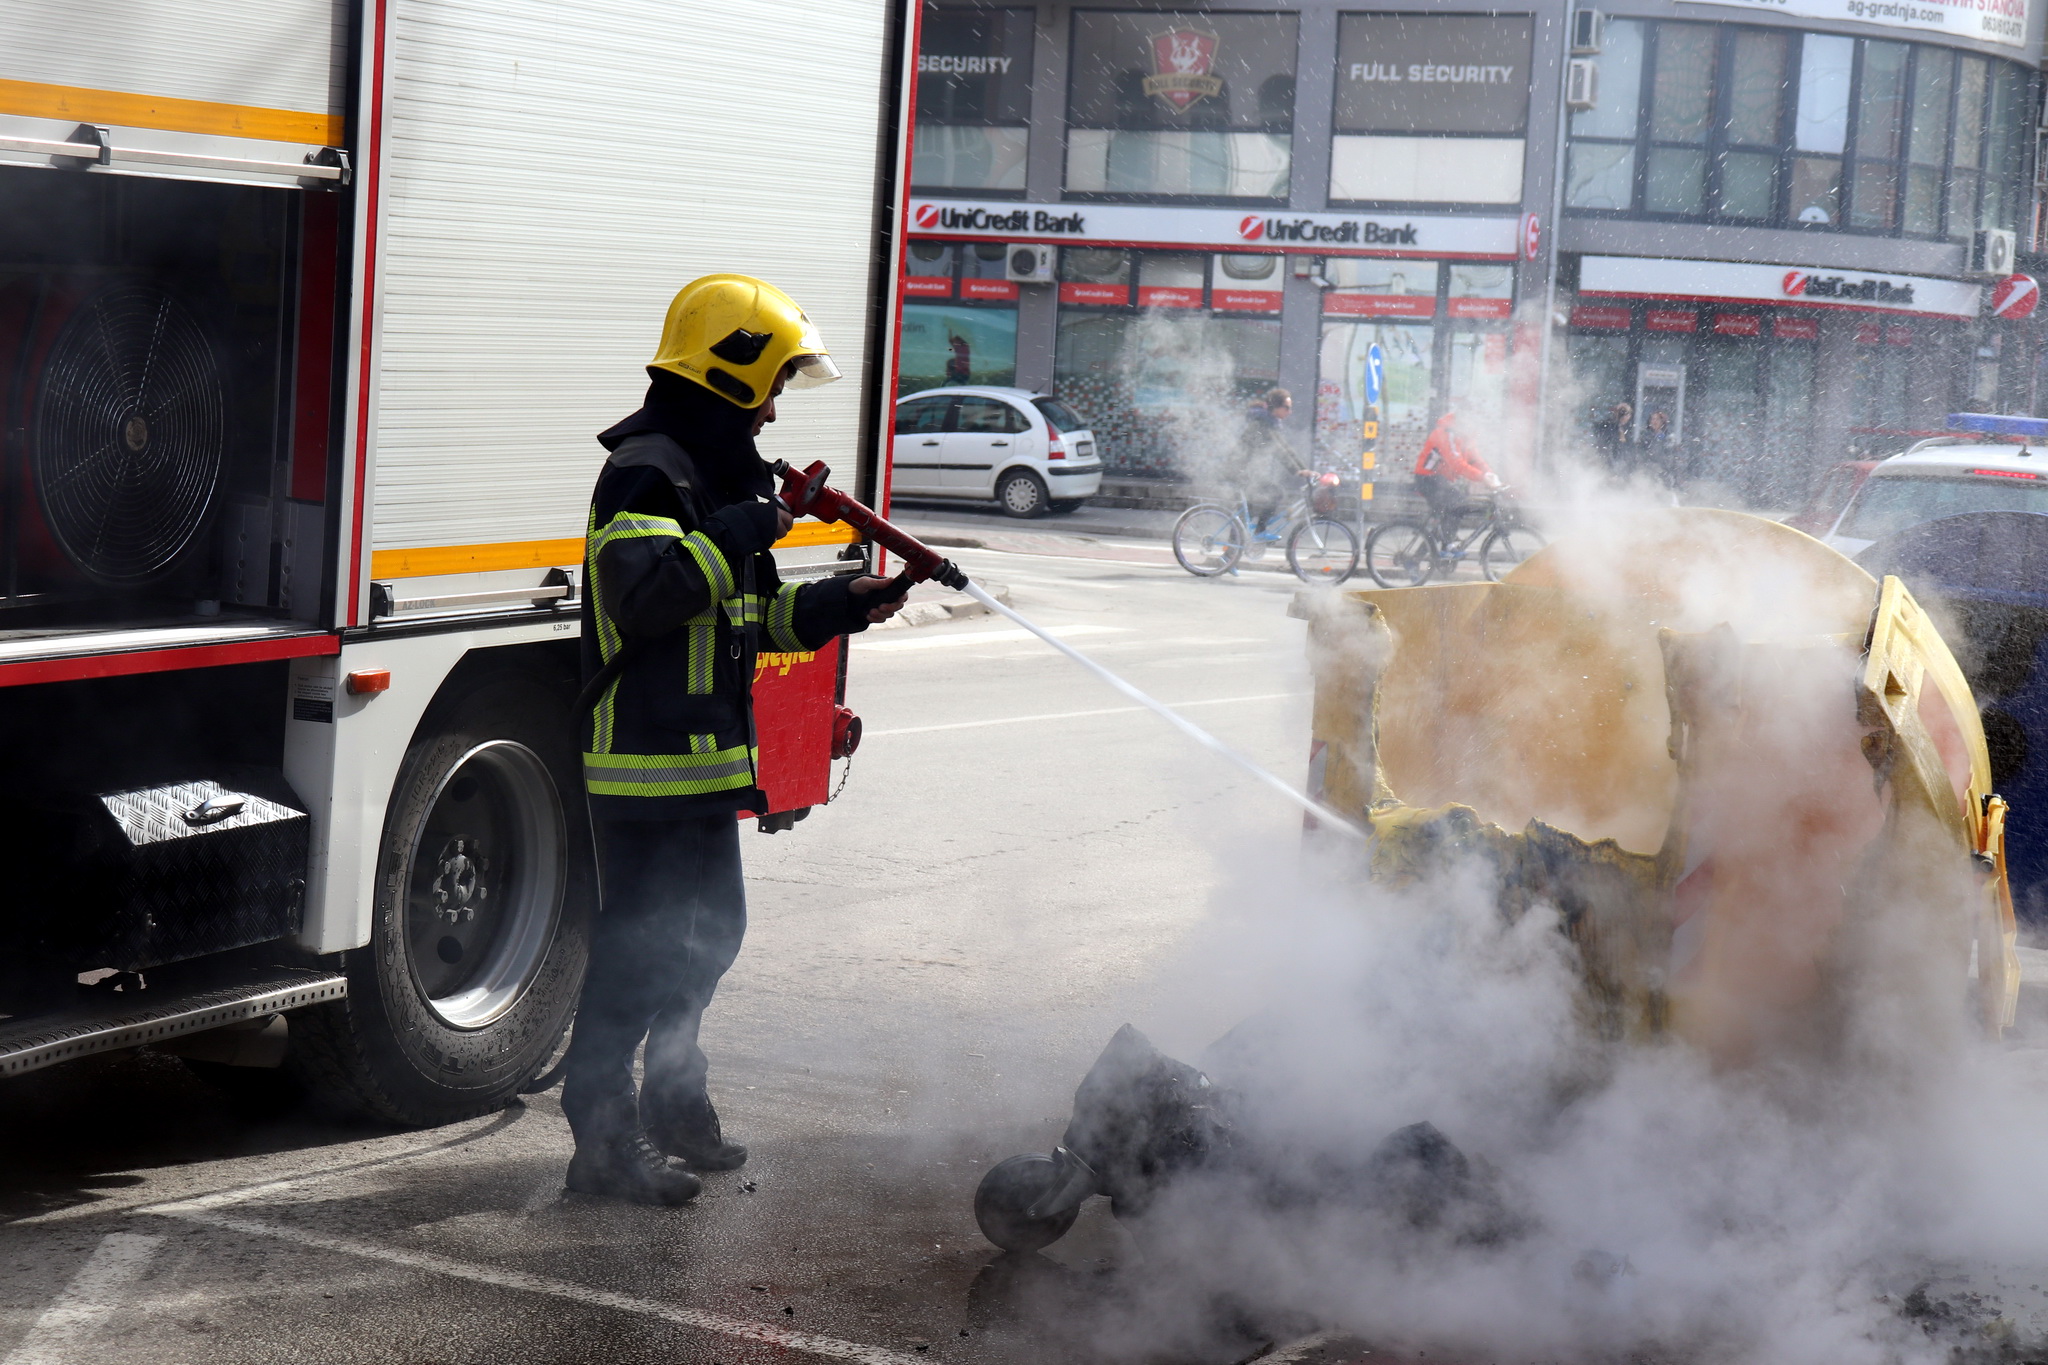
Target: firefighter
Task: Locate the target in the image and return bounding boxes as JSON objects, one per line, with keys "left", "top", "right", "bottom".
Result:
{"left": 562, "top": 275, "right": 907, "bottom": 1205}
{"left": 1411, "top": 410, "right": 1500, "bottom": 537}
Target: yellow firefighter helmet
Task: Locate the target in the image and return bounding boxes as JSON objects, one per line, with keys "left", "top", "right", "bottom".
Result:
{"left": 648, "top": 274, "right": 841, "bottom": 409}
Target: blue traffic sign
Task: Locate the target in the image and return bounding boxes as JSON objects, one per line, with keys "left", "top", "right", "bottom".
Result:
{"left": 1364, "top": 344, "right": 1385, "bottom": 407}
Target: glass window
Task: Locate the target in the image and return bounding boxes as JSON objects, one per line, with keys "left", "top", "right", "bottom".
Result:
{"left": 897, "top": 304, "right": 1017, "bottom": 396}
{"left": 1952, "top": 56, "right": 1987, "bottom": 169}
{"left": 1647, "top": 147, "right": 1708, "bottom": 214}
{"left": 1981, "top": 63, "right": 2026, "bottom": 233}
{"left": 1033, "top": 397, "right": 1088, "bottom": 430}
{"left": 1839, "top": 475, "right": 2048, "bottom": 542}
{"left": 956, "top": 396, "right": 1020, "bottom": 432}
{"left": 1853, "top": 41, "right": 1909, "bottom": 159}
{"left": 1571, "top": 19, "right": 1644, "bottom": 141}
{"left": 1650, "top": 25, "right": 1717, "bottom": 144}
{"left": 1316, "top": 322, "right": 1435, "bottom": 470}
{"left": 914, "top": 7, "right": 1035, "bottom": 191}
{"left": 1567, "top": 142, "right": 1636, "bottom": 210}
{"left": 906, "top": 241, "right": 956, "bottom": 278}
{"left": 1053, "top": 309, "right": 1281, "bottom": 476}
{"left": 1719, "top": 152, "right": 1778, "bottom": 220}
{"left": 1795, "top": 35, "right": 1853, "bottom": 154}
{"left": 1726, "top": 29, "right": 1788, "bottom": 147}
{"left": 1061, "top": 247, "right": 1131, "bottom": 286}
{"left": 1066, "top": 11, "right": 1297, "bottom": 199}
{"left": 1565, "top": 22, "right": 2031, "bottom": 239}
{"left": 895, "top": 396, "right": 952, "bottom": 432}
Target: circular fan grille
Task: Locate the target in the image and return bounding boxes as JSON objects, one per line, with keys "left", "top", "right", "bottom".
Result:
{"left": 32, "top": 284, "right": 227, "bottom": 586}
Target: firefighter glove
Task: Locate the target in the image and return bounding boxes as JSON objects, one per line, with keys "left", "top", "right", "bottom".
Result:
{"left": 703, "top": 501, "right": 782, "bottom": 558}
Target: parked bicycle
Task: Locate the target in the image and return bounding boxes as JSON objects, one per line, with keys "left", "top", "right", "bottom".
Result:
{"left": 1171, "top": 471, "right": 1360, "bottom": 583}
{"left": 1362, "top": 488, "right": 1544, "bottom": 587}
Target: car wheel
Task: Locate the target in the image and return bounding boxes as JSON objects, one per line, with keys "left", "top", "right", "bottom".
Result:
{"left": 997, "top": 469, "right": 1049, "bottom": 518}
{"left": 291, "top": 669, "right": 594, "bottom": 1126}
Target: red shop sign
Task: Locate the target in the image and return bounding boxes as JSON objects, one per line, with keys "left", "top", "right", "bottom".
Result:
{"left": 1448, "top": 297, "right": 1513, "bottom": 319}
{"left": 1211, "top": 288, "right": 1282, "bottom": 313}
{"left": 1773, "top": 316, "right": 1818, "bottom": 341}
{"left": 1059, "top": 282, "right": 1130, "bottom": 306}
{"left": 1325, "top": 293, "right": 1437, "bottom": 318}
{"left": 903, "top": 276, "right": 954, "bottom": 298}
{"left": 1569, "top": 304, "right": 1631, "bottom": 330}
{"left": 1645, "top": 309, "right": 1698, "bottom": 333}
{"left": 961, "top": 278, "right": 1019, "bottom": 301}
{"left": 1712, "top": 313, "right": 1761, "bottom": 336}
{"left": 1888, "top": 324, "right": 1914, "bottom": 346}
{"left": 1137, "top": 286, "right": 1204, "bottom": 309}
{"left": 1855, "top": 320, "right": 1883, "bottom": 343}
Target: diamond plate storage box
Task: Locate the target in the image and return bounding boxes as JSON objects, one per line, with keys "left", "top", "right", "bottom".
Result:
{"left": 3, "top": 775, "right": 310, "bottom": 972}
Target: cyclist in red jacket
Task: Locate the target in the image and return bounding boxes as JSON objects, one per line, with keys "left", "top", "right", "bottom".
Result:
{"left": 1411, "top": 410, "right": 1500, "bottom": 534}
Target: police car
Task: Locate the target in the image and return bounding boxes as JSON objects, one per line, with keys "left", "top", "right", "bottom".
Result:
{"left": 891, "top": 387, "right": 1103, "bottom": 517}
{"left": 1821, "top": 414, "right": 2048, "bottom": 558}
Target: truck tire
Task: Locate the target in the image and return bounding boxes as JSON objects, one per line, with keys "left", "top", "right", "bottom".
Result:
{"left": 293, "top": 670, "right": 594, "bottom": 1125}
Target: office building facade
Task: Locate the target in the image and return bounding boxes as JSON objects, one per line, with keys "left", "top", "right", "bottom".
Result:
{"left": 901, "top": 0, "right": 2043, "bottom": 501}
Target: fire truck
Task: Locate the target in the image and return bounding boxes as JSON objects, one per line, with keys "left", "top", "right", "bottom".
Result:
{"left": 0, "top": 0, "right": 912, "bottom": 1122}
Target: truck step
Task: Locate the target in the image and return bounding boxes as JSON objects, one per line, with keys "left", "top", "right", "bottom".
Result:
{"left": 0, "top": 969, "right": 347, "bottom": 1079}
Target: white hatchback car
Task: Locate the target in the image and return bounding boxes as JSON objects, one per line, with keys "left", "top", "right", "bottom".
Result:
{"left": 1821, "top": 432, "right": 2048, "bottom": 559}
{"left": 891, "top": 386, "right": 1103, "bottom": 517}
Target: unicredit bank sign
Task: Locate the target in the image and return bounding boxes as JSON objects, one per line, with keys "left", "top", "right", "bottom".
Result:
{"left": 909, "top": 199, "right": 1519, "bottom": 259}
{"left": 1579, "top": 255, "right": 1981, "bottom": 319}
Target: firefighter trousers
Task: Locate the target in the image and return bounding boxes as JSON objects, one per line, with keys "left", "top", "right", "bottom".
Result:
{"left": 561, "top": 814, "right": 747, "bottom": 1146}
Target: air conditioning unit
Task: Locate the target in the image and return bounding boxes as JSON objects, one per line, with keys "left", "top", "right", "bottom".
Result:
{"left": 1004, "top": 243, "right": 1055, "bottom": 283}
{"left": 1566, "top": 59, "right": 1599, "bottom": 111}
{"left": 1973, "top": 228, "right": 2018, "bottom": 277}
{"left": 1570, "top": 9, "right": 1604, "bottom": 54}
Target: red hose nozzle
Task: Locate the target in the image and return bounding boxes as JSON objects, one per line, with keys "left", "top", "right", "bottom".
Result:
{"left": 771, "top": 460, "right": 969, "bottom": 591}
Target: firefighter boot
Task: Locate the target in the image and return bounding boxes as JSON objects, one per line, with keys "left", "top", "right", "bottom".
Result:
{"left": 647, "top": 1093, "right": 749, "bottom": 1172}
{"left": 566, "top": 1131, "right": 704, "bottom": 1206}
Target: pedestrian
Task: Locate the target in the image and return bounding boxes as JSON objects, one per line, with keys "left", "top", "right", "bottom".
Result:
{"left": 563, "top": 275, "right": 910, "bottom": 1206}
{"left": 1236, "top": 387, "right": 1306, "bottom": 539}
{"left": 1641, "top": 408, "right": 1677, "bottom": 483}
{"left": 945, "top": 331, "right": 972, "bottom": 386}
{"left": 1411, "top": 409, "right": 1500, "bottom": 535}
{"left": 1591, "top": 400, "right": 1633, "bottom": 473}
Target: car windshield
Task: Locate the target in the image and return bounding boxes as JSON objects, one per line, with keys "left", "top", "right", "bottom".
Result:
{"left": 1836, "top": 471, "right": 2048, "bottom": 541}
{"left": 1033, "top": 397, "right": 1086, "bottom": 431}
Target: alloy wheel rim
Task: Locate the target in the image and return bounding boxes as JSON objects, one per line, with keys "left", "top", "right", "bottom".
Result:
{"left": 403, "top": 740, "right": 566, "bottom": 1029}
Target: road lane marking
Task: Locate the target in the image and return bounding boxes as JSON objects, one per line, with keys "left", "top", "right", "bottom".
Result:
{"left": 2, "top": 1233, "right": 162, "bottom": 1365}
{"left": 856, "top": 624, "right": 1126, "bottom": 652}
{"left": 865, "top": 691, "right": 1307, "bottom": 737}
{"left": 146, "top": 1206, "right": 921, "bottom": 1365}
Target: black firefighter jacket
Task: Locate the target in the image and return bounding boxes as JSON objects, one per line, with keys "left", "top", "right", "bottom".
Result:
{"left": 579, "top": 433, "right": 867, "bottom": 820}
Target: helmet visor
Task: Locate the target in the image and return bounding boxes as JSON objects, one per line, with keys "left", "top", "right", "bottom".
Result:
{"left": 786, "top": 353, "right": 842, "bottom": 389}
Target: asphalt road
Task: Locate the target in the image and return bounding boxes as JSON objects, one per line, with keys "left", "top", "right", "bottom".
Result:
{"left": 0, "top": 528, "right": 1331, "bottom": 1365}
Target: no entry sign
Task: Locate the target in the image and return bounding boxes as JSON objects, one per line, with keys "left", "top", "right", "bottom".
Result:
{"left": 1991, "top": 274, "right": 2039, "bottom": 320}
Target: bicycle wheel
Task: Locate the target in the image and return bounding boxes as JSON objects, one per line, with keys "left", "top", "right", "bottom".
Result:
{"left": 1364, "top": 519, "right": 1437, "bottom": 588}
{"left": 1286, "top": 517, "right": 1360, "bottom": 584}
{"left": 1172, "top": 504, "right": 1246, "bottom": 577}
{"left": 1480, "top": 525, "right": 1546, "bottom": 581}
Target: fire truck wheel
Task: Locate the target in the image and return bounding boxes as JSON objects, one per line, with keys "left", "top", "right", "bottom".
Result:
{"left": 292, "top": 671, "right": 594, "bottom": 1126}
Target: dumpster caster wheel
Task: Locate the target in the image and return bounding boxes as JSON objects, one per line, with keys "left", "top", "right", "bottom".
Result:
{"left": 974, "top": 1155, "right": 1082, "bottom": 1253}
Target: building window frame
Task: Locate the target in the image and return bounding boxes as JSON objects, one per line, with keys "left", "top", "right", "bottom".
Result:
{"left": 1061, "top": 8, "right": 1300, "bottom": 207}
{"left": 1565, "top": 20, "right": 2032, "bottom": 240}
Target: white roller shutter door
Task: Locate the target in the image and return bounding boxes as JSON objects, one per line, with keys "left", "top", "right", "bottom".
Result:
{"left": 370, "top": 0, "right": 895, "bottom": 554}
